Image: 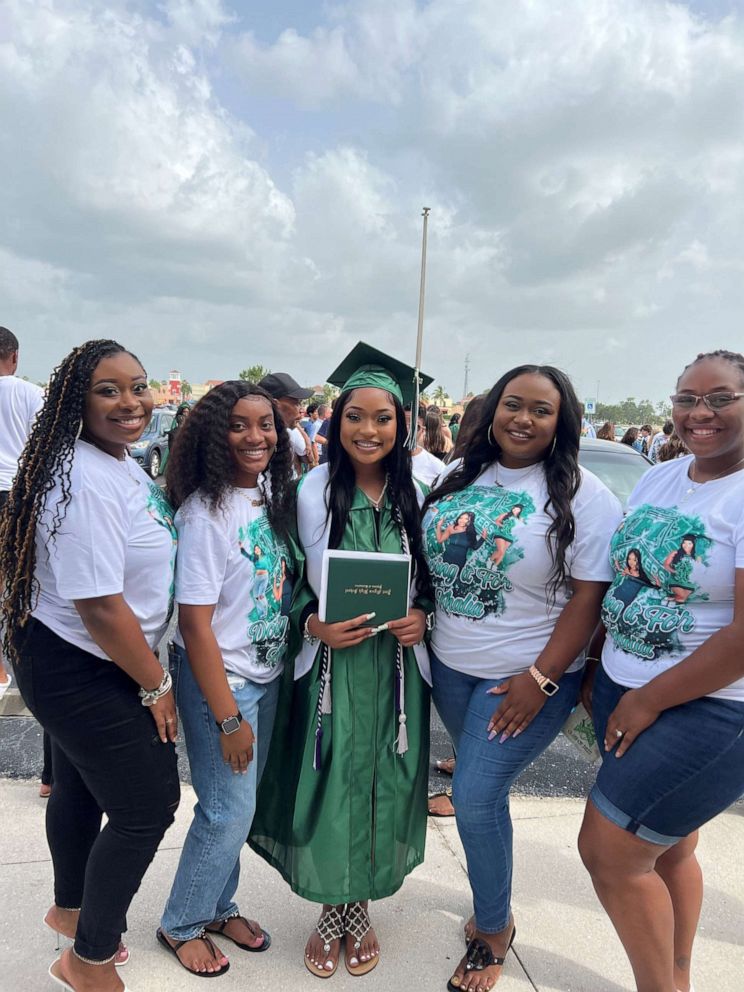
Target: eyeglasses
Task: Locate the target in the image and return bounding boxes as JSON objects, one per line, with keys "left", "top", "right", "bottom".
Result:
{"left": 669, "top": 392, "right": 744, "bottom": 411}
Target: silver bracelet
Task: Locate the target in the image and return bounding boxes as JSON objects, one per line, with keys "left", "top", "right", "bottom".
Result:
{"left": 303, "top": 613, "right": 319, "bottom": 645}
{"left": 138, "top": 669, "right": 172, "bottom": 707}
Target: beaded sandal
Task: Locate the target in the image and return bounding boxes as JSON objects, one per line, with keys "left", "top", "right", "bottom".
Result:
{"left": 305, "top": 905, "right": 346, "bottom": 979}
{"left": 344, "top": 902, "right": 379, "bottom": 976}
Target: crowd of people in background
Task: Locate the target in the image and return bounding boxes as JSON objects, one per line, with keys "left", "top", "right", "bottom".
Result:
{"left": 1, "top": 325, "right": 743, "bottom": 992}
{"left": 592, "top": 417, "right": 688, "bottom": 463}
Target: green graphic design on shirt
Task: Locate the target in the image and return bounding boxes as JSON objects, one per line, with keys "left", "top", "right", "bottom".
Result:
{"left": 424, "top": 486, "right": 536, "bottom": 619}
{"left": 238, "top": 516, "right": 291, "bottom": 668}
{"left": 601, "top": 504, "right": 711, "bottom": 661}
{"left": 146, "top": 482, "right": 177, "bottom": 620}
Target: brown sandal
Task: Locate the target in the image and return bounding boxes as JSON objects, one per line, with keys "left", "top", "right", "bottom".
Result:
{"left": 305, "top": 906, "right": 345, "bottom": 979}
{"left": 428, "top": 789, "right": 455, "bottom": 817}
{"left": 156, "top": 927, "right": 229, "bottom": 978}
{"left": 206, "top": 913, "right": 271, "bottom": 952}
{"left": 344, "top": 903, "right": 379, "bottom": 976}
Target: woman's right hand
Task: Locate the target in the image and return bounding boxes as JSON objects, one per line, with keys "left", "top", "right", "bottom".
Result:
{"left": 308, "top": 612, "right": 377, "bottom": 649}
{"left": 149, "top": 689, "right": 178, "bottom": 744}
{"left": 220, "top": 721, "right": 255, "bottom": 775}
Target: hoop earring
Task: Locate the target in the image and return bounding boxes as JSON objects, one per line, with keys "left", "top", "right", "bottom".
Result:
{"left": 488, "top": 425, "right": 497, "bottom": 447}
{"left": 549, "top": 435, "right": 557, "bottom": 457}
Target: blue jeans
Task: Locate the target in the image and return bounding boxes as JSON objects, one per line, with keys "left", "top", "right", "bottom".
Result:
{"left": 591, "top": 664, "right": 744, "bottom": 844}
{"left": 431, "top": 652, "right": 582, "bottom": 932}
{"left": 161, "top": 643, "right": 280, "bottom": 940}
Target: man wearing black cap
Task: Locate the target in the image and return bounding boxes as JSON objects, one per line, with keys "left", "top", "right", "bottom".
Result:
{"left": 258, "top": 371, "right": 317, "bottom": 475}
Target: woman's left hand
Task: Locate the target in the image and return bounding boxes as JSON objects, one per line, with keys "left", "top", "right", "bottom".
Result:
{"left": 386, "top": 608, "right": 427, "bottom": 646}
{"left": 604, "top": 688, "right": 661, "bottom": 757}
{"left": 486, "top": 672, "right": 547, "bottom": 741}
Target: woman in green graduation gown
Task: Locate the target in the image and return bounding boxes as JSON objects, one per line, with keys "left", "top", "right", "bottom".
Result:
{"left": 250, "top": 343, "right": 434, "bottom": 978}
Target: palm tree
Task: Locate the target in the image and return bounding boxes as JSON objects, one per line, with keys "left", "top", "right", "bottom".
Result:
{"left": 433, "top": 384, "right": 448, "bottom": 406}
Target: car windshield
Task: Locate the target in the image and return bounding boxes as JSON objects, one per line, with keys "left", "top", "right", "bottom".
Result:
{"left": 578, "top": 448, "right": 650, "bottom": 509}
{"left": 140, "top": 418, "right": 159, "bottom": 438}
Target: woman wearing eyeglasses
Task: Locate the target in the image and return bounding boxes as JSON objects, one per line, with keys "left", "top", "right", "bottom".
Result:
{"left": 579, "top": 349, "right": 744, "bottom": 992}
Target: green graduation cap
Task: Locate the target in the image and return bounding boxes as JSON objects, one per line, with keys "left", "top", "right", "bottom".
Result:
{"left": 326, "top": 341, "right": 434, "bottom": 409}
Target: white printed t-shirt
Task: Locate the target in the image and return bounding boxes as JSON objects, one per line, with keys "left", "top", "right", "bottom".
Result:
{"left": 0, "top": 375, "right": 44, "bottom": 490}
{"left": 424, "top": 460, "right": 622, "bottom": 677}
{"left": 173, "top": 486, "right": 292, "bottom": 683}
{"left": 412, "top": 448, "right": 446, "bottom": 487}
{"left": 32, "top": 440, "right": 177, "bottom": 659}
{"left": 601, "top": 455, "right": 744, "bottom": 701}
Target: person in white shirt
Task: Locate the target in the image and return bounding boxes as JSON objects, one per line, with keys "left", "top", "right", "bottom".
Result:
{"left": 0, "top": 339, "right": 179, "bottom": 992}
{"left": 404, "top": 402, "right": 446, "bottom": 487}
{"left": 579, "top": 349, "right": 744, "bottom": 992}
{"left": 421, "top": 364, "right": 622, "bottom": 992}
{"left": 158, "top": 381, "right": 298, "bottom": 977}
{"left": 0, "top": 326, "right": 44, "bottom": 698}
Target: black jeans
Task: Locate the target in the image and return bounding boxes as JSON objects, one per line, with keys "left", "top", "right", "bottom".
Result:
{"left": 12, "top": 617, "right": 180, "bottom": 961}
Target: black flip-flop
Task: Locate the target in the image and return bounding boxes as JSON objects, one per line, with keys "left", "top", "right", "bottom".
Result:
{"left": 206, "top": 915, "right": 272, "bottom": 952}
{"left": 156, "top": 927, "right": 230, "bottom": 977}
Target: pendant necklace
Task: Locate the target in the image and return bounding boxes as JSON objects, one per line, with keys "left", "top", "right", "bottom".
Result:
{"left": 680, "top": 455, "right": 744, "bottom": 504}
{"left": 233, "top": 486, "right": 264, "bottom": 507}
{"left": 361, "top": 476, "right": 388, "bottom": 511}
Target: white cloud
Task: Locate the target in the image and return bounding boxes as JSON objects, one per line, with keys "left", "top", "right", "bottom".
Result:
{"left": 5, "top": 0, "right": 744, "bottom": 403}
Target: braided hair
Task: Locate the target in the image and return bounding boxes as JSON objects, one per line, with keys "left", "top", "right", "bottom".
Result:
{"left": 165, "top": 381, "right": 296, "bottom": 544}
{"left": 423, "top": 364, "right": 582, "bottom": 601}
{"left": 324, "top": 389, "right": 433, "bottom": 602}
{"left": 679, "top": 350, "right": 744, "bottom": 385}
{"left": 0, "top": 339, "right": 141, "bottom": 660}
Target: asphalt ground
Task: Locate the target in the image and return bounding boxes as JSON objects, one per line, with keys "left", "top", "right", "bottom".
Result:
{"left": 0, "top": 690, "right": 598, "bottom": 799}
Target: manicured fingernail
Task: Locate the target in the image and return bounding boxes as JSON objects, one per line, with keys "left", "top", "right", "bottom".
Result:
{"left": 513, "top": 728, "right": 522, "bottom": 737}
{"left": 366, "top": 612, "right": 376, "bottom": 620}
{"left": 499, "top": 733, "right": 508, "bottom": 744}
{"left": 370, "top": 623, "right": 389, "bottom": 633}
{"left": 487, "top": 730, "right": 496, "bottom": 741}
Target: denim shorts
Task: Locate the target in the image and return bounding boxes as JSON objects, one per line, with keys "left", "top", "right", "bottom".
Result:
{"left": 590, "top": 664, "right": 744, "bottom": 845}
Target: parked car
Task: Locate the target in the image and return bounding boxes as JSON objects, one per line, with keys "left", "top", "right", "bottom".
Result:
{"left": 129, "top": 409, "right": 174, "bottom": 478}
{"left": 579, "top": 437, "right": 652, "bottom": 509}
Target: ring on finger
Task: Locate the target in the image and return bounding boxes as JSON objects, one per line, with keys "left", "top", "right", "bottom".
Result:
{"left": 614, "top": 729, "right": 624, "bottom": 738}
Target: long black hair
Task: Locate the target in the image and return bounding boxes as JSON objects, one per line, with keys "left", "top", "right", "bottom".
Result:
{"left": 626, "top": 548, "right": 652, "bottom": 586}
{"left": 424, "top": 364, "right": 582, "bottom": 599}
{"left": 0, "top": 339, "right": 141, "bottom": 658}
{"left": 324, "top": 388, "right": 433, "bottom": 600}
{"left": 670, "top": 534, "right": 696, "bottom": 567}
{"left": 165, "top": 381, "right": 295, "bottom": 544}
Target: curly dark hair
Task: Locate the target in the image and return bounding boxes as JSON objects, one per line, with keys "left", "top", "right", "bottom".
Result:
{"left": 324, "top": 389, "right": 433, "bottom": 601}
{"left": 423, "top": 364, "right": 582, "bottom": 599}
{"left": 165, "top": 381, "right": 295, "bottom": 544}
{"left": 0, "top": 339, "right": 141, "bottom": 660}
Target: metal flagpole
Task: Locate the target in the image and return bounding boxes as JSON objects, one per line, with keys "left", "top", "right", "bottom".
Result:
{"left": 415, "top": 207, "right": 430, "bottom": 370}
{"left": 407, "top": 207, "right": 430, "bottom": 449}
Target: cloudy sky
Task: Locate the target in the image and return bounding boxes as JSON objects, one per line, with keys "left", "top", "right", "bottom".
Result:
{"left": 2, "top": 0, "right": 744, "bottom": 403}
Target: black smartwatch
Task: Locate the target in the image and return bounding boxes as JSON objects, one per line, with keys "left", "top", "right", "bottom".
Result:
{"left": 216, "top": 711, "right": 243, "bottom": 735}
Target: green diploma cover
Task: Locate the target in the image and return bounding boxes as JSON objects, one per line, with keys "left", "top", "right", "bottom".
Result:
{"left": 319, "top": 550, "right": 412, "bottom": 626}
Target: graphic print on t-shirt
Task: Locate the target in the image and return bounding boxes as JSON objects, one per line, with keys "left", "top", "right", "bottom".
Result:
{"left": 146, "top": 482, "right": 178, "bottom": 619}
{"left": 238, "top": 515, "right": 291, "bottom": 667}
{"left": 601, "top": 504, "right": 712, "bottom": 661}
{"left": 424, "top": 486, "right": 536, "bottom": 619}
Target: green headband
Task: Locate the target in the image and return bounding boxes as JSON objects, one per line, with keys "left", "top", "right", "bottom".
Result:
{"left": 340, "top": 364, "right": 403, "bottom": 404}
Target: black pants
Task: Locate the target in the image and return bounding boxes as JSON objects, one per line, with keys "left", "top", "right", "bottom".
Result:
{"left": 13, "top": 617, "right": 180, "bottom": 961}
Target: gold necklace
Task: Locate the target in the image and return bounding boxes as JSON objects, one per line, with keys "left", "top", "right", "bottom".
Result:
{"left": 233, "top": 486, "right": 264, "bottom": 507}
